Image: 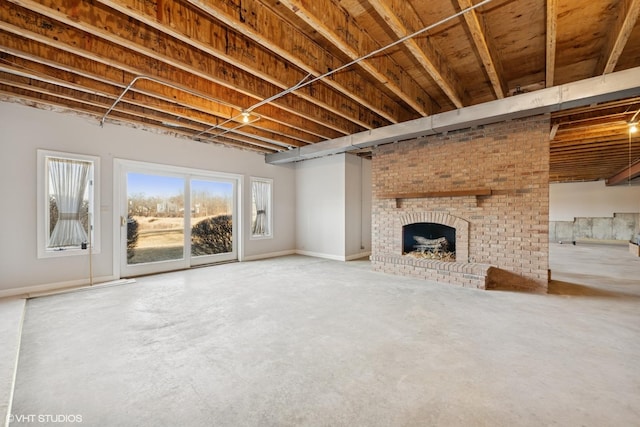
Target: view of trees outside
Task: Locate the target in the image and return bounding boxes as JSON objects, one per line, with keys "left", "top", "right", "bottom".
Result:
{"left": 126, "top": 187, "right": 233, "bottom": 264}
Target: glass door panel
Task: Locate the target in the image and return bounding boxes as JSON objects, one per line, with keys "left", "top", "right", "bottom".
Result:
{"left": 123, "top": 172, "right": 186, "bottom": 276}
{"left": 190, "top": 178, "right": 236, "bottom": 265}
{"left": 118, "top": 161, "right": 239, "bottom": 278}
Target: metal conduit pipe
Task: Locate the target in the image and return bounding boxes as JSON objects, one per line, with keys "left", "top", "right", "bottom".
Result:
{"left": 100, "top": 75, "right": 236, "bottom": 127}
{"left": 99, "top": 75, "right": 298, "bottom": 149}
{"left": 100, "top": 1, "right": 494, "bottom": 147}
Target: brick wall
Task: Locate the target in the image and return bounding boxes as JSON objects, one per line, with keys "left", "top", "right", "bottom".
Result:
{"left": 371, "top": 115, "right": 550, "bottom": 292}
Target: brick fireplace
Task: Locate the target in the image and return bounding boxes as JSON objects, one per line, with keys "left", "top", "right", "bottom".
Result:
{"left": 370, "top": 115, "right": 550, "bottom": 292}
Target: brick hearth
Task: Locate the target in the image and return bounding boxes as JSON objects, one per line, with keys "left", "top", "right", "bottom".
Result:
{"left": 371, "top": 115, "right": 550, "bottom": 292}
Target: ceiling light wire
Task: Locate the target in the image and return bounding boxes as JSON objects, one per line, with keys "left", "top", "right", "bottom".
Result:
{"left": 98, "top": 0, "right": 493, "bottom": 148}
{"left": 238, "top": 0, "right": 494, "bottom": 115}
{"left": 99, "top": 75, "right": 238, "bottom": 127}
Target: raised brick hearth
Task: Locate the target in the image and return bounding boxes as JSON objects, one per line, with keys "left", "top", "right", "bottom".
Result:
{"left": 371, "top": 115, "right": 550, "bottom": 292}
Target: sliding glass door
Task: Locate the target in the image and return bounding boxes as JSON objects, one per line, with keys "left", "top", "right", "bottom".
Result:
{"left": 189, "top": 178, "right": 235, "bottom": 266}
{"left": 118, "top": 161, "right": 238, "bottom": 277}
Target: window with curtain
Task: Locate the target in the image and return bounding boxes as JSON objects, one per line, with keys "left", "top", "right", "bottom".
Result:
{"left": 37, "top": 150, "right": 100, "bottom": 258}
{"left": 251, "top": 177, "right": 272, "bottom": 238}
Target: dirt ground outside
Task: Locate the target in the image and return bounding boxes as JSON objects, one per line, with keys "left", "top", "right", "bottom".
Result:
{"left": 128, "top": 215, "right": 230, "bottom": 264}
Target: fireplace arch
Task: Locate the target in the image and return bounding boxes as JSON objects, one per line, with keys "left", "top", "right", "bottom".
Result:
{"left": 399, "top": 212, "right": 469, "bottom": 263}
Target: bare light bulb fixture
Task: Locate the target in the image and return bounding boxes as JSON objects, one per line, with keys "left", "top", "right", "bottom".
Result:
{"left": 241, "top": 110, "right": 250, "bottom": 123}
{"left": 629, "top": 122, "right": 638, "bottom": 134}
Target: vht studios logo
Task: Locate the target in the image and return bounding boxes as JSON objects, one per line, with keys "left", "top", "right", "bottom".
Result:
{"left": 9, "top": 414, "right": 83, "bottom": 423}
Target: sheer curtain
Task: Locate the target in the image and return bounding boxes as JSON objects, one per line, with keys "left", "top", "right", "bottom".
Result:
{"left": 252, "top": 180, "right": 270, "bottom": 236}
{"left": 48, "top": 157, "right": 91, "bottom": 247}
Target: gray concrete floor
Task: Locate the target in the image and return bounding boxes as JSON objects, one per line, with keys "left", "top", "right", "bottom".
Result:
{"left": 0, "top": 298, "right": 25, "bottom": 427}
{"left": 9, "top": 244, "right": 640, "bottom": 426}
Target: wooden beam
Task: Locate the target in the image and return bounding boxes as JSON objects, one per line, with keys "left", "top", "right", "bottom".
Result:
{"left": 596, "top": 0, "right": 640, "bottom": 74}
{"left": 0, "top": 83, "right": 277, "bottom": 153}
{"left": 379, "top": 189, "right": 492, "bottom": 199}
{"left": 368, "top": 0, "right": 465, "bottom": 108}
{"left": 0, "top": 62, "right": 308, "bottom": 149}
{"left": 1, "top": 0, "right": 360, "bottom": 136}
{"left": 456, "top": 0, "right": 506, "bottom": 99}
{"left": 275, "top": 0, "right": 435, "bottom": 116}
{"left": 0, "top": 34, "right": 328, "bottom": 144}
{"left": 0, "top": 72, "right": 289, "bottom": 151}
{"left": 546, "top": 0, "right": 557, "bottom": 87}
{"left": 97, "top": 0, "right": 390, "bottom": 130}
{"left": 551, "top": 97, "right": 640, "bottom": 119}
{"left": 0, "top": 3, "right": 351, "bottom": 139}
{"left": 182, "top": 0, "right": 414, "bottom": 124}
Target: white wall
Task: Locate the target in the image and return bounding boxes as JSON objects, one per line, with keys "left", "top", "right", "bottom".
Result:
{"left": 345, "top": 154, "right": 371, "bottom": 259}
{"left": 295, "top": 154, "right": 346, "bottom": 259}
{"left": 0, "top": 102, "right": 296, "bottom": 294}
{"left": 295, "top": 153, "right": 371, "bottom": 261}
{"left": 550, "top": 181, "right": 640, "bottom": 221}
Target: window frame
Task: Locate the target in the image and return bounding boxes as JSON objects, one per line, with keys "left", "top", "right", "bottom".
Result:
{"left": 37, "top": 150, "right": 100, "bottom": 258}
{"left": 249, "top": 176, "right": 273, "bottom": 240}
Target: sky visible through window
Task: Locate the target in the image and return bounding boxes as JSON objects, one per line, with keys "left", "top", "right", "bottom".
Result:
{"left": 127, "top": 173, "right": 232, "bottom": 198}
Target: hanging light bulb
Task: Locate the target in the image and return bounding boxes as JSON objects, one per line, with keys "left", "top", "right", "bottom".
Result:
{"left": 241, "top": 110, "right": 250, "bottom": 123}
{"left": 629, "top": 122, "right": 638, "bottom": 134}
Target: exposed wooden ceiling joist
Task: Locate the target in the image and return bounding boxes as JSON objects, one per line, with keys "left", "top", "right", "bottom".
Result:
{"left": 274, "top": 0, "right": 435, "bottom": 116}
{"left": 367, "top": 0, "right": 465, "bottom": 108}
{"left": 456, "top": 0, "right": 506, "bottom": 99}
{"left": 0, "top": 0, "right": 640, "bottom": 183}
{"left": 3, "top": 0, "right": 361, "bottom": 137}
{"left": 95, "top": 0, "right": 390, "bottom": 130}
{"left": 596, "top": 0, "right": 640, "bottom": 74}
{"left": 546, "top": 0, "right": 557, "bottom": 87}
{"left": 606, "top": 160, "right": 640, "bottom": 185}
{"left": 181, "top": 0, "right": 414, "bottom": 124}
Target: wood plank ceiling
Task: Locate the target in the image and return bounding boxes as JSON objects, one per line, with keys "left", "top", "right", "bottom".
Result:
{"left": 1, "top": 0, "right": 640, "bottom": 183}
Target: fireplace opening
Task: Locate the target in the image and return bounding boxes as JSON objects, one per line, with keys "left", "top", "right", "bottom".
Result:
{"left": 403, "top": 222, "right": 456, "bottom": 261}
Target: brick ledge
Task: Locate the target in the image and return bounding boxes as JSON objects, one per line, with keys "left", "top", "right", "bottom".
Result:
{"left": 370, "top": 254, "right": 492, "bottom": 289}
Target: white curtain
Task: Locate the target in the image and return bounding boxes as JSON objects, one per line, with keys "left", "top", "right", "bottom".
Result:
{"left": 252, "top": 180, "right": 270, "bottom": 236}
{"left": 48, "top": 157, "right": 91, "bottom": 247}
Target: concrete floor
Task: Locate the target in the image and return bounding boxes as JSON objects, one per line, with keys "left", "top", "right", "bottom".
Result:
{"left": 9, "top": 244, "right": 640, "bottom": 426}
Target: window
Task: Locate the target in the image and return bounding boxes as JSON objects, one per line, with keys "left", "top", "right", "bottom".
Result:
{"left": 37, "top": 150, "right": 100, "bottom": 258}
{"left": 250, "top": 177, "right": 272, "bottom": 238}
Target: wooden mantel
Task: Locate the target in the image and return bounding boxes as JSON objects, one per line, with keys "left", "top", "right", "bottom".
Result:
{"left": 379, "top": 189, "right": 492, "bottom": 207}
{"left": 379, "top": 188, "right": 492, "bottom": 199}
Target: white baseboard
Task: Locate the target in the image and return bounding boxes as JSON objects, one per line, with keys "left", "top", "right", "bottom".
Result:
{"left": 345, "top": 251, "right": 371, "bottom": 261}
{"left": 242, "top": 250, "right": 296, "bottom": 261}
{"left": 294, "top": 250, "right": 372, "bottom": 262}
{"left": 294, "top": 250, "right": 347, "bottom": 261}
{"left": 0, "top": 275, "right": 118, "bottom": 299}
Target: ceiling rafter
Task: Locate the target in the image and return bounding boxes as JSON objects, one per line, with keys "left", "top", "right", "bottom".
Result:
{"left": 0, "top": 1, "right": 351, "bottom": 139}
{"left": 606, "top": 160, "right": 640, "bottom": 185}
{"left": 0, "top": 65, "right": 306, "bottom": 150}
{"left": 181, "top": 0, "right": 414, "bottom": 124}
{"left": 596, "top": 0, "right": 640, "bottom": 75}
{"left": 551, "top": 97, "right": 640, "bottom": 119}
{"left": 455, "top": 0, "right": 506, "bottom": 99}
{"left": 0, "top": 0, "right": 639, "bottom": 181}
{"left": 96, "top": 0, "right": 389, "bottom": 130}
{"left": 0, "top": 36, "right": 337, "bottom": 146}
{"left": 0, "top": 70, "right": 288, "bottom": 151}
{"left": 546, "top": 0, "right": 557, "bottom": 87}
{"left": 274, "top": 0, "right": 435, "bottom": 116}
{"left": 367, "top": 0, "right": 465, "bottom": 108}
{"left": 0, "top": 42, "right": 320, "bottom": 146}
{"left": 0, "top": 84, "right": 276, "bottom": 153}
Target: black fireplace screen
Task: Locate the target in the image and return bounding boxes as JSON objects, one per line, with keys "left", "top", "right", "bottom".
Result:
{"left": 402, "top": 222, "right": 456, "bottom": 254}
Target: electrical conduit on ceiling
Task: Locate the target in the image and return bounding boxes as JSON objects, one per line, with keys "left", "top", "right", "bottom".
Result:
{"left": 99, "top": 0, "right": 495, "bottom": 150}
